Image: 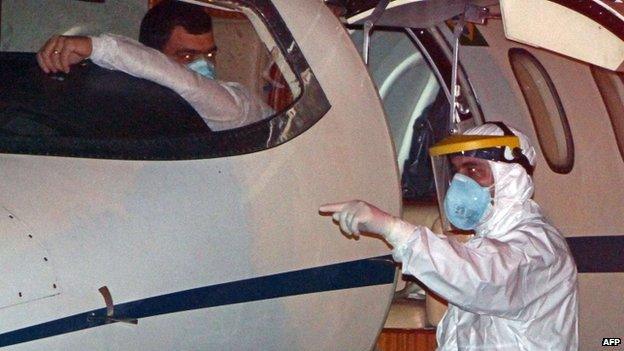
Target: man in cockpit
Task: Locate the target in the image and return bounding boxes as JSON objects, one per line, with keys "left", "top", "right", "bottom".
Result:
{"left": 320, "top": 122, "right": 579, "bottom": 350}
{"left": 36, "top": 0, "right": 273, "bottom": 132}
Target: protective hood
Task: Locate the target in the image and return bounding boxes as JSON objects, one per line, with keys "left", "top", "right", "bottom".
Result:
{"left": 463, "top": 124, "right": 539, "bottom": 237}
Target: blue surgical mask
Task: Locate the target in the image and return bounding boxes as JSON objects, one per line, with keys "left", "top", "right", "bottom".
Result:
{"left": 443, "top": 173, "right": 492, "bottom": 230}
{"left": 187, "top": 58, "right": 216, "bottom": 79}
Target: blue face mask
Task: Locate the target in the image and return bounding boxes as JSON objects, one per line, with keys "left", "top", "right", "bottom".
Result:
{"left": 187, "top": 58, "right": 216, "bottom": 79}
{"left": 443, "top": 173, "right": 492, "bottom": 230}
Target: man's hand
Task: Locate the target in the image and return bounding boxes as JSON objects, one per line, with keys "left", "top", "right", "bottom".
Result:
{"left": 319, "top": 200, "right": 399, "bottom": 237}
{"left": 319, "top": 200, "right": 418, "bottom": 247}
{"left": 37, "top": 35, "right": 93, "bottom": 74}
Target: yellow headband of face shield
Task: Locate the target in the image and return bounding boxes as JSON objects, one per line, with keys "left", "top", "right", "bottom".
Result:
{"left": 429, "top": 134, "right": 521, "bottom": 156}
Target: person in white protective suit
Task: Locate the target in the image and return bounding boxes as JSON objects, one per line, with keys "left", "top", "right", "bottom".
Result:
{"left": 320, "top": 122, "right": 578, "bottom": 350}
{"left": 36, "top": 0, "right": 273, "bottom": 131}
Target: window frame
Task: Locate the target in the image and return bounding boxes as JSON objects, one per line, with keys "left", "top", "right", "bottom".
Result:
{"left": 0, "top": 0, "right": 330, "bottom": 160}
{"left": 509, "top": 47, "right": 574, "bottom": 174}
{"left": 590, "top": 65, "right": 624, "bottom": 163}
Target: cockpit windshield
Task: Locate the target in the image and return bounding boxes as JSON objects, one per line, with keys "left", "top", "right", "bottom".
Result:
{"left": 0, "top": 0, "right": 326, "bottom": 160}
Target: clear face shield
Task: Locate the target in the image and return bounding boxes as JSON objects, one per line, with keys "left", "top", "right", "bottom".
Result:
{"left": 429, "top": 134, "right": 523, "bottom": 233}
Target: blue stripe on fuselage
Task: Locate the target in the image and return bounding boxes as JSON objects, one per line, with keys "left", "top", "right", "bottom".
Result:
{"left": 0, "top": 255, "right": 396, "bottom": 347}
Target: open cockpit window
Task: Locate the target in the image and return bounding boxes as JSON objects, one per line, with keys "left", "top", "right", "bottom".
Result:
{"left": 0, "top": 0, "right": 326, "bottom": 159}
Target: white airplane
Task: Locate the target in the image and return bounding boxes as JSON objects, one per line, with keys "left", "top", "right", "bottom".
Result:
{"left": 0, "top": 0, "right": 621, "bottom": 350}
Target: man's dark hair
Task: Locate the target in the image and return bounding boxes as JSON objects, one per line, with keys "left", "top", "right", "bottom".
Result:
{"left": 139, "top": 0, "right": 213, "bottom": 51}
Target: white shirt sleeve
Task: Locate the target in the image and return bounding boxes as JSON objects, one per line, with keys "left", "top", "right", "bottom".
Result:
{"left": 89, "top": 33, "right": 273, "bottom": 131}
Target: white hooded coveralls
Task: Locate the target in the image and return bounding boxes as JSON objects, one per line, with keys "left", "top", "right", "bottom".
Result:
{"left": 392, "top": 127, "right": 578, "bottom": 350}
{"left": 89, "top": 34, "right": 273, "bottom": 131}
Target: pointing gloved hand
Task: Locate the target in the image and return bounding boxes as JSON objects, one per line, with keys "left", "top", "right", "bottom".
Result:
{"left": 319, "top": 200, "right": 417, "bottom": 248}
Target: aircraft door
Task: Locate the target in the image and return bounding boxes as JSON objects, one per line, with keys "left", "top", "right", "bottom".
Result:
{"left": 0, "top": 208, "right": 59, "bottom": 309}
{"left": 349, "top": 24, "right": 483, "bottom": 203}
{"left": 350, "top": 28, "right": 446, "bottom": 202}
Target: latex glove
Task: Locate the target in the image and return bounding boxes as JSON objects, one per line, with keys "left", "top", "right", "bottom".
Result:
{"left": 319, "top": 200, "right": 416, "bottom": 247}
{"left": 37, "top": 35, "right": 93, "bottom": 74}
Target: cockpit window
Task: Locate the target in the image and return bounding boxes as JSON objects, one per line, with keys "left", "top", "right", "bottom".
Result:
{"left": 0, "top": 0, "right": 327, "bottom": 159}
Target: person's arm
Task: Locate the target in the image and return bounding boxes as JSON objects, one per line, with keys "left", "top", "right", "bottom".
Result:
{"left": 319, "top": 200, "right": 570, "bottom": 318}
{"left": 38, "top": 34, "right": 272, "bottom": 131}
{"left": 392, "top": 228, "right": 542, "bottom": 317}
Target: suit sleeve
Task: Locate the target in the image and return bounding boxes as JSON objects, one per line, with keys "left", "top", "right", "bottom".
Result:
{"left": 392, "top": 226, "right": 562, "bottom": 318}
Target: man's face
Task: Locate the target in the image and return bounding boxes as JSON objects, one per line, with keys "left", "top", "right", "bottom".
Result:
{"left": 450, "top": 156, "right": 494, "bottom": 187}
{"left": 161, "top": 26, "right": 217, "bottom": 65}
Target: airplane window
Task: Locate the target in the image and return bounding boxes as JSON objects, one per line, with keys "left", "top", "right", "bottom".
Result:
{"left": 509, "top": 48, "right": 574, "bottom": 174}
{"left": 590, "top": 65, "right": 624, "bottom": 163}
{"left": 0, "top": 0, "right": 326, "bottom": 159}
{"left": 350, "top": 27, "right": 451, "bottom": 202}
